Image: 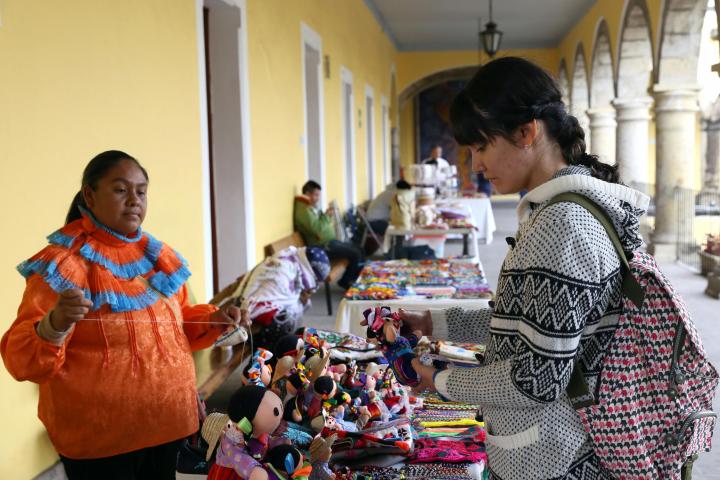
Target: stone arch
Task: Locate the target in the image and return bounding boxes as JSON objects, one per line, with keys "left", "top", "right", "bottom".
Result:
{"left": 590, "top": 19, "right": 615, "bottom": 108}
{"left": 398, "top": 66, "right": 478, "bottom": 108}
{"left": 557, "top": 59, "right": 571, "bottom": 107}
{"left": 570, "top": 43, "right": 591, "bottom": 149}
{"left": 589, "top": 20, "right": 617, "bottom": 164}
{"left": 616, "top": 0, "right": 654, "bottom": 99}
{"left": 657, "top": 0, "right": 707, "bottom": 85}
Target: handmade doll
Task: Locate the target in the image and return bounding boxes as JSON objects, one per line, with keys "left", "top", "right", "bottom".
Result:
{"left": 264, "top": 444, "right": 312, "bottom": 480}
{"left": 363, "top": 306, "right": 421, "bottom": 387}
{"left": 308, "top": 434, "right": 337, "bottom": 480}
{"left": 205, "top": 385, "right": 286, "bottom": 480}
{"left": 271, "top": 356, "right": 309, "bottom": 403}
{"left": 242, "top": 348, "right": 274, "bottom": 387}
{"left": 272, "top": 334, "right": 305, "bottom": 366}
{"left": 304, "top": 351, "right": 330, "bottom": 383}
{"left": 309, "top": 376, "right": 351, "bottom": 420}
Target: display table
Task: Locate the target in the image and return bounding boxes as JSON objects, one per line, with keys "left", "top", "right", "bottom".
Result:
{"left": 382, "top": 226, "right": 478, "bottom": 259}
{"left": 336, "top": 296, "right": 491, "bottom": 336}
{"left": 335, "top": 259, "right": 492, "bottom": 335}
{"left": 437, "top": 197, "right": 496, "bottom": 244}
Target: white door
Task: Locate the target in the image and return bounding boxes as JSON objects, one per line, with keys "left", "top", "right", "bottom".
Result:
{"left": 365, "top": 86, "right": 375, "bottom": 198}
{"left": 302, "top": 23, "right": 325, "bottom": 204}
{"left": 342, "top": 68, "right": 356, "bottom": 207}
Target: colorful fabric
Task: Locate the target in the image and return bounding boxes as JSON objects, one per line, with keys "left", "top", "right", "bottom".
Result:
{"left": 16, "top": 207, "right": 190, "bottom": 312}
{"left": 293, "top": 196, "right": 335, "bottom": 247}
{"left": 411, "top": 438, "right": 486, "bottom": 464}
{"left": 1, "top": 215, "right": 220, "bottom": 459}
{"left": 306, "top": 247, "right": 330, "bottom": 282}
{"left": 345, "top": 259, "right": 490, "bottom": 300}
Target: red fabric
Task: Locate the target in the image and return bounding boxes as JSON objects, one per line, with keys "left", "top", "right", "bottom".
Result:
{"left": 207, "top": 464, "right": 242, "bottom": 480}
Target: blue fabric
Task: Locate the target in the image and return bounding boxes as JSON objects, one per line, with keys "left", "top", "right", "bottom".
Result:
{"left": 305, "top": 246, "right": 330, "bottom": 282}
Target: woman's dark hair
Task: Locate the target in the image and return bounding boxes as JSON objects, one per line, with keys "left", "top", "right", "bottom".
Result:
{"left": 228, "top": 385, "right": 266, "bottom": 425}
{"left": 395, "top": 180, "right": 412, "bottom": 190}
{"left": 65, "top": 150, "right": 149, "bottom": 224}
{"left": 450, "top": 57, "right": 619, "bottom": 184}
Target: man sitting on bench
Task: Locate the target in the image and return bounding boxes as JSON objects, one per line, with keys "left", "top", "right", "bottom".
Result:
{"left": 294, "top": 180, "right": 365, "bottom": 289}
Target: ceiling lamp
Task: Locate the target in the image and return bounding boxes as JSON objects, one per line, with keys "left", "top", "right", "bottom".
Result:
{"left": 479, "top": 0, "right": 503, "bottom": 58}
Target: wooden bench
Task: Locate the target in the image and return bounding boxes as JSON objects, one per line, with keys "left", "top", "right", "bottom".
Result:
{"left": 195, "top": 273, "right": 253, "bottom": 401}
{"left": 264, "top": 232, "right": 348, "bottom": 315}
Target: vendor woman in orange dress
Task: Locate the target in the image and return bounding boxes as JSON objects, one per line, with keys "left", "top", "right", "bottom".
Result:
{"left": 1, "top": 150, "right": 247, "bottom": 479}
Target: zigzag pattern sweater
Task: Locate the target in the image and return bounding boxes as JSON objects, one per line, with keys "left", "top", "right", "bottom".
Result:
{"left": 432, "top": 166, "right": 649, "bottom": 480}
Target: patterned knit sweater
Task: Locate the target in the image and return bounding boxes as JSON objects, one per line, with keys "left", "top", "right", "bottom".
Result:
{"left": 432, "top": 166, "right": 649, "bottom": 480}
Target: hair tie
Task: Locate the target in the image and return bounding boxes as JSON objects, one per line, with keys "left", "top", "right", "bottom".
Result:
{"left": 237, "top": 417, "right": 253, "bottom": 435}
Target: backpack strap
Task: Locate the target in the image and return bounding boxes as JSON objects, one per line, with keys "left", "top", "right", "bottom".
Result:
{"left": 542, "top": 192, "right": 645, "bottom": 307}
{"left": 539, "top": 192, "right": 646, "bottom": 409}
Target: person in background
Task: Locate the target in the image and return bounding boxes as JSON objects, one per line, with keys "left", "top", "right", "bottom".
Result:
{"left": 365, "top": 180, "right": 412, "bottom": 236}
{"left": 294, "top": 180, "right": 364, "bottom": 289}
{"left": 1, "top": 150, "right": 246, "bottom": 479}
{"left": 421, "top": 144, "right": 450, "bottom": 170}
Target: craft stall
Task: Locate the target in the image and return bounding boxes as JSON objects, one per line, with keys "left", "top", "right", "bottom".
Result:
{"left": 336, "top": 259, "right": 493, "bottom": 336}
{"left": 197, "top": 315, "right": 489, "bottom": 480}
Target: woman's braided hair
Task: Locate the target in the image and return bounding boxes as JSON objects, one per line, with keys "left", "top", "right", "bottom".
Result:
{"left": 450, "top": 57, "right": 620, "bottom": 184}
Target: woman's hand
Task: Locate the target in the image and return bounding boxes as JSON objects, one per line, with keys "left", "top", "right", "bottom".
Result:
{"left": 411, "top": 358, "right": 438, "bottom": 394}
{"left": 210, "top": 304, "right": 249, "bottom": 328}
{"left": 50, "top": 289, "right": 93, "bottom": 332}
{"left": 398, "top": 309, "right": 432, "bottom": 337}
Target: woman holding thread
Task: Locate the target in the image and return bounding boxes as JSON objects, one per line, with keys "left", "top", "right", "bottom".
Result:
{"left": 1, "top": 150, "right": 247, "bottom": 479}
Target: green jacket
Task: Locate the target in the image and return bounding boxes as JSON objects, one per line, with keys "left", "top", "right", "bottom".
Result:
{"left": 293, "top": 196, "right": 336, "bottom": 247}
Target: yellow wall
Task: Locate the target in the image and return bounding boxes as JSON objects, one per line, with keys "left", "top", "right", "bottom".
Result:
{"left": 0, "top": 0, "right": 207, "bottom": 477}
{"left": 396, "top": 48, "right": 559, "bottom": 166}
{"left": 246, "top": 0, "right": 396, "bottom": 259}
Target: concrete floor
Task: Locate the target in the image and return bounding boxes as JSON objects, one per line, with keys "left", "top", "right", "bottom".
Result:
{"left": 37, "top": 198, "right": 720, "bottom": 480}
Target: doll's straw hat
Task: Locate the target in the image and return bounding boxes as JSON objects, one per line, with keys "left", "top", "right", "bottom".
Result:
{"left": 201, "top": 412, "right": 230, "bottom": 461}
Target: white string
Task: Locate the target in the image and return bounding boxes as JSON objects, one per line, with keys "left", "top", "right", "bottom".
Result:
{"left": 75, "top": 318, "right": 238, "bottom": 325}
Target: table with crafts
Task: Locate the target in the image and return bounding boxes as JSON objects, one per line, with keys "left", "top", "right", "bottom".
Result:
{"left": 436, "top": 196, "right": 496, "bottom": 245}
{"left": 335, "top": 259, "right": 493, "bottom": 336}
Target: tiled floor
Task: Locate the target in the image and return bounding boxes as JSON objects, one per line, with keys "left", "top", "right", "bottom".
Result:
{"left": 37, "top": 199, "right": 720, "bottom": 479}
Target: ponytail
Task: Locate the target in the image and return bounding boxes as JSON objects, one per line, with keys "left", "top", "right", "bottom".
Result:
{"left": 65, "top": 191, "right": 87, "bottom": 225}
{"left": 542, "top": 105, "right": 620, "bottom": 184}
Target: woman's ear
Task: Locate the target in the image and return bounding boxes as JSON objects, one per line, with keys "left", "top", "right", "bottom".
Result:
{"left": 516, "top": 120, "right": 539, "bottom": 148}
{"left": 82, "top": 185, "right": 95, "bottom": 209}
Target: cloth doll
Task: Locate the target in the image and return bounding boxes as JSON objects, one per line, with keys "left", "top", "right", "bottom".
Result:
{"left": 308, "top": 435, "right": 337, "bottom": 480}
{"left": 242, "top": 348, "right": 274, "bottom": 387}
{"left": 205, "top": 385, "right": 286, "bottom": 480}
{"left": 363, "top": 306, "right": 421, "bottom": 387}
{"left": 264, "top": 444, "right": 312, "bottom": 480}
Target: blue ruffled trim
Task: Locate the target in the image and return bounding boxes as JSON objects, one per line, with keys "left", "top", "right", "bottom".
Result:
{"left": 78, "top": 206, "right": 143, "bottom": 243}
{"left": 18, "top": 259, "right": 81, "bottom": 291}
{"left": 17, "top": 259, "right": 161, "bottom": 312}
{"left": 78, "top": 243, "right": 154, "bottom": 280}
{"left": 148, "top": 250, "right": 191, "bottom": 297}
{"left": 47, "top": 230, "right": 76, "bottom": 248}
{"left": 143, "top": 232, "right": 163, "bottom": 263}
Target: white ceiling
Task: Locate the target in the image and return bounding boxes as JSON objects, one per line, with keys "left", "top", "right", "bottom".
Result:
{"left": 364, "top": 0, "right": 598, "bottom": 51}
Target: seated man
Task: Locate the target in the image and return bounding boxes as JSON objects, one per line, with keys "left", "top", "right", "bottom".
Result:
{"left": 294, "top": 180, "right": 365, "bottom": 289}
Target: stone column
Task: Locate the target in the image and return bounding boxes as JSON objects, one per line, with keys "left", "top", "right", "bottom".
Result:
{"left": 613, "top": 97, "right": 653, "bottom": 190}
{"left": 649, "top": 85, "right": 700, "bottom": 262}
{"left": 699, "top": 97, "right": 720, "bottom": 199}
{"left": 587, "top": 108, "right": 617, "bottom": 165}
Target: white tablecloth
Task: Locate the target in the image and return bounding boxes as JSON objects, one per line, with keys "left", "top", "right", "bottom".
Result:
{"left": 335, "top": 297, "right": 491, "bottom": 336}
{"left": 437, "top": 197, "right": 496, "bottom": 244}
{"left": 381, "top": 226, "right": 479, "bottom": 260}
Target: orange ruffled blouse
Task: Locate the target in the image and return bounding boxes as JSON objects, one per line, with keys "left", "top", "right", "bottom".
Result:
{"left": 1, "top": 209, "right": 222, "bottom": 459}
